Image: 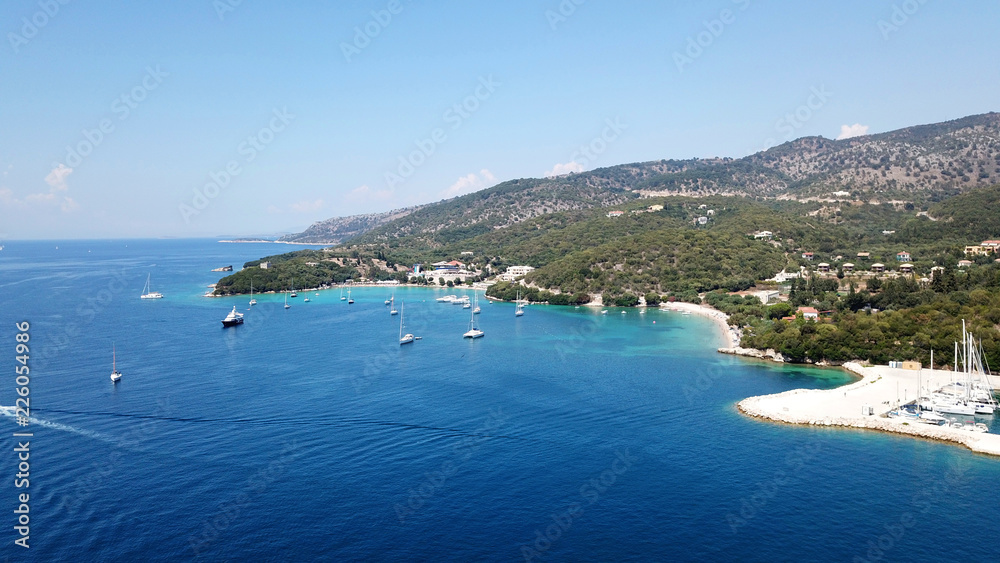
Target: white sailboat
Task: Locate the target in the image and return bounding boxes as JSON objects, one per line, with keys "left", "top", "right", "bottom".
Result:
{"left": 340, "top": 287, "right": 346, "bottom": 301}
{"left": 399, "top": 301, "right": 414, "bottom": 345}
{"left": 140, "top": 273, "right": 163, "bottom": 299}
{"left": 290, "top": 280, "right": 297, "bottom": 298}
{"left": 515, "top": 290, "right": 524, "bottom": 317}
{"left": 110, "top": 344, "right": 122, "bottom": 383}
{"left": 473, "top": 293, "right": 481, "bottom": 314}
{"left": 348, "top": 289, "right": 354, "bottom": 304}
{"left": 463, "top": 306, "right": 484, "bottom": 338}
{"left": 249, "top": 279, "right": 257, "bottom": 306}
{"left": 284, "top": 292, "right": 291, "bottom": 309}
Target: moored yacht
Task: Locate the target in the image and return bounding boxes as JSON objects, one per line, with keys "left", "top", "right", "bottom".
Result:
{"left": 222, "top": 306, "right": 244, "bottom": 327}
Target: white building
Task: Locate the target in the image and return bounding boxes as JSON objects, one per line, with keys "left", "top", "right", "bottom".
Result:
{"left": 498, "top": 265, "right": 535, "bottom": 282}
{"left": 259, "top": 262, "right": 272, "bottom": 269}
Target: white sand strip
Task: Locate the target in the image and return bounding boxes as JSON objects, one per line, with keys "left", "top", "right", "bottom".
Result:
{"left": 660, "top": 301, "right": 741, "bottom": 348}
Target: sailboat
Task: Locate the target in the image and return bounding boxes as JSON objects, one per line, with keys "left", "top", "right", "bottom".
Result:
{"left": 347, "top": 289, "right": 354, "bottom": 304}
{"left": 290, "top": 280, "right": 297, "bottom": 298}
{"left": 463, "top": 306, "right": 484, "bottom": 338}
{"left": 385, "top": 294, "right": 393, "bottom": 305}
{"left": 284, "top": 292, "right": 291, "bottom": 309}
{"left": 340, "top": 287, "right": 346, "bottom": 301}
{"left": 515, "top": 290, "right": 524, "bottom": 317}
{"left": 249, "top": 279, "right": 257, "bottom": 306}
{"left": 390, "top": 300, "right": 399, "bottom": 315}
{"left": 140, "top": 273, "right": 163, "bottom": 299}
{"left": 473, "top": 293, "right": 481, "bottom": 314}
{"left": 399, "top": 301, "right": 414, "bottom": 345}
{"left": 110, "top": 344, "right": 123, "bottom": 383}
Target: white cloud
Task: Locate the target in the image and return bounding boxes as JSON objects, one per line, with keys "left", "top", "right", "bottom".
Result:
{"left": 836, "top": 123, "right": 870, "bottom": 140}
{"left": 1, "top": 165, "right": 78, "bottom": 212}
{"left": 289, "top": 199, "right": 324, "bottom": 213}
{"left": 44, "top": 164, "right": 73, "bottom": 191}
{"left": 441, "top": 169, "right": 497, "bottom": 198}
{"left": 347, "top": 184, "right": 395, "bottom": 203}
{"left": 543, "top": 161, "right": 584, "bottom": 178}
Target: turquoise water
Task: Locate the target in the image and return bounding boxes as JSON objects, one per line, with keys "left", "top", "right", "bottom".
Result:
{"left": 1, "top": 239, "right": 998, "bottom": 561}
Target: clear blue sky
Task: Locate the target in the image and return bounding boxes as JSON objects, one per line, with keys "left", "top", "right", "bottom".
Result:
{"left": 2, "top": 0, "right": 998, "bottom": 239}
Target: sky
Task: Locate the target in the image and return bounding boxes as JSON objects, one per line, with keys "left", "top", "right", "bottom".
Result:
{"left": 1, "top": 0, "right": 998, "bottom": 239}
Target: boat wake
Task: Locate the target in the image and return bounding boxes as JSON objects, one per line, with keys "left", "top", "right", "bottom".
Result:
{"left": 0, "top": 406, "right": 112, "bottom": 443}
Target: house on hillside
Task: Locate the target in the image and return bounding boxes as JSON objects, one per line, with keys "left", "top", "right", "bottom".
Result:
{"left": 842, "top": 263, "right": 855, "bottom": 273}
{"left": 753, "top": 231, "right": 773, "bottom": 240}
{"left": 607, "top": 210, "right": 624, "bottom": 218}
{"left": 648, "top": 204, "right": 664, "bottom": 212}
{"left": 857, "top": 252, "right": 871, "bottom": 260}
{"left": 900, "top": 263, "right": 914, "bottom": 274}
{"left": 802, "top": 252, "right": 814, "bottom": 261}
{"left": 982, "top": 240, "right": 1000, "bottom": 253}
{"left": 697, "top": 216, "right": 708, "bottom": 225}
{"left": 871, "top": 263, "right": 885, "bottom": 273}
{"left": 797, "top": 306, "right": 819, "bottom": 320}
{"left": 896, "top": 251, "right": 912, "bottom": 262}
{"left": 958, "top": 260, "right": 973, "bottom": 268}
{"left": 965, "top": 245, "right": 987, "bottom": 256}
{"left": 259, "top": 261, "right": 272, "bottom": 269}
{"left": 817, "top": 262, "right": 830, "bottom": 273}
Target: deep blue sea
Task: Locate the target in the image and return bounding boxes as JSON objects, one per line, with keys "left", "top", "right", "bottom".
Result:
{"left": 1, "top": 239, "right": 999, "bottom": 562}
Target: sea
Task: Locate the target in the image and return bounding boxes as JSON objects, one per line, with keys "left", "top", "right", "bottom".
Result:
{"left": 0, "top": 238, "right": 998, "bottom": 562}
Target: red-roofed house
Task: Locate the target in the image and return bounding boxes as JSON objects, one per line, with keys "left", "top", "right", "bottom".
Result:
{"left": 797, "top": 306, "right": 819, "bottom": 320}
{"left": 802, "top": 252, "right": 814, "bottom": 260}
{"left": 896, "top": 251, "right": 912, "bottom": 262}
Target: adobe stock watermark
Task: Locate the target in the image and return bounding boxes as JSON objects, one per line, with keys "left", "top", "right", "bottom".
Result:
{"left": 189, "top": 440, "right": 303, "bottom": 556}
{"left": 519, "top": 449, "right": 638, "bottom": 561}
{"left": 546, "top": 0, "right": 586, "bottom": 30}
{"left": 672, "top": 0, "right": 751, "bottom": 73}
{"left": 212, "top": 0, "right": 243, "bottom": 21}
{"left": 878, "top": 0, "right": 930, "bottom": 40}
{"left": 393, "top": 407, "right": 509, "bottom": 524}
{"left": 7, "top": 0, "right": 72, "bottom": 54}
{"left": 727, "top": 442, "right": 822, "bottom": 534}
{"left": 384, "top": 75, "right": 500, "bottom": 190}
{"left": 548, "top": 117, "right": 627, "bottom": 176}
{"left": 341, "top": 0, "right": 411, "bottom": 63}
{"left": 179, "top": 107, "right": 295, "bottom": 223}
{"left": 852, "top": 460, "right": 968, "bottom": 562}
{"left": 58, "top": 65, "right": 168, "bottom": 170}
{"left": 750, "top": 85, "right": 833, "bottom": 154}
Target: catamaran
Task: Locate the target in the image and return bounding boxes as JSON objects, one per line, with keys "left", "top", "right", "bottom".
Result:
{"left": 222, "top": 306, "right": 244, "bottom": 327}
{"left": 140, "top": 273, "right": 163, "bottom": 299}
{"left": 399, "top": 301, "right": 414, "bottom": 345}
{"left": 463, "top": 306, "right": 484, "bottom": 339}
{"left": 110, "top": 344, "right": 123, "bottom": 383}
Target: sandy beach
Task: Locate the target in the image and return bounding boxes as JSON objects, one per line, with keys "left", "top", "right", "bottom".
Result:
{"left": 738, "top": 363, "right": 1000, "bottom": 457}
{"left": 658, "top": 301, "right": 741, "bottom": 348}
